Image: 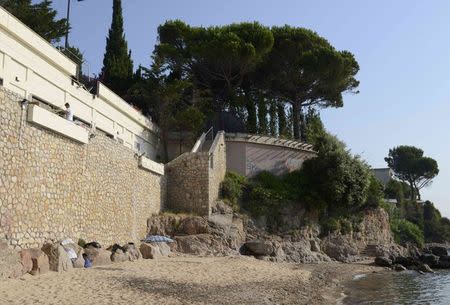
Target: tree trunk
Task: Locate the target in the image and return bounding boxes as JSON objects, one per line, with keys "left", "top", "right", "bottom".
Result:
{"left": 245, "top": 97, "right": 257, "bottom": 134}
{"left": 277, "top": 104, "right": 286, "bottom": 137}
{"left": 269, "top": 99, "right": 277, "bottom": 136}
{"left": 292, "top": 102, "right": 300, "bottom": 140}
{"left": 257, "top": 97, "right": 268, "bottom": 135}
{"left": 409, "top": 182, "right": 415, "bottom": 201}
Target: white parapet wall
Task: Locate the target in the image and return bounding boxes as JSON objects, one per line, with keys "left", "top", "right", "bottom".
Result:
{"left": 27, "top": 104, "right": 89, "bottom": 144}
{"left": 0, "top": 6, "right": 159, "bottom": 160}
{"left": 138, "top": 156, "right": 165, "bottom": 175}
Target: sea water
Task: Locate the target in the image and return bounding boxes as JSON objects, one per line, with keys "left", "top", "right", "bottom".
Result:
{"left": 344, "top": 269, "right": 450, "bottom": 304}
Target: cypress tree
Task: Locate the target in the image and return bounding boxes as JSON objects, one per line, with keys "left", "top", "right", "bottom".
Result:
{"left": 100, "top": 0, "right": 133, "bottom": 97}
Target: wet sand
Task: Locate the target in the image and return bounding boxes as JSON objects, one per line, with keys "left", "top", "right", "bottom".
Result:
{"left": 0, "top": 255, "right": 382, "bottom": 305}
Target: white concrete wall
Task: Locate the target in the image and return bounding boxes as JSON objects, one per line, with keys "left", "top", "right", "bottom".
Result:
{"left": 0, "top": 6, "right": 159, "bottom": 159}
{"left": 27, "top": 104, "right": 89, "bottom": 144}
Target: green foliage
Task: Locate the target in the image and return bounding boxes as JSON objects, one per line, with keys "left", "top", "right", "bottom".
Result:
{"left": 321, "top": 217, "right": 341, "bottom": 234}
{"left": 391, "top": 218, "right": 424, "bottom": 247}
{"left": 303, "top": 108, "right": 325, "bottom": 144}
{"left": 77, "top": 238, "right": 86, "bottom": 248}
{"left": 153, "top": 21, "right": 359, "bottom": 139}
{"left": 365, "top": 175, "right": 384, "bottom": 208}
{"left": 299, "top": 132, "right": 371, "bottom": 213}
{"left": 384, "top": 179, "right": 410, "bottom": 203}
{"left": 221, "top": 172, "right": 248, "bottom": 211}
{"left": 385, "top": 145, "right": 439, "bottom": 200}
{"left": 101, "top": 0, "right": 133, "bottom": 97}
{"left": 262, "top": 26, "right": 359, "bottom": 139}
{"left": 0, "top": 0, "right": 68, "bottom": 43}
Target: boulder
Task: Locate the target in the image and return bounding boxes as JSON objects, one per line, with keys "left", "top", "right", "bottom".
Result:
{"left": 140, "top": 243, "right": 171, "bottom": 259}
{"left": 123, "top": 243, "right": 141, "bottom": 261}
{"left": 420, "top": 254, "right": 439, "bottom": 267}
{"left": 282, "top": 241, "right": 331, "bottom": 264}
{"left": 83, "top": 246, "right": 112, "bottom": 266}
{"left": 419, "top": 264, "right": 434, "bottom": 273}
{"left": 27, "top": 248, "right": 50, "bottom": 275}
{"left": 72, "top": 249, "right": 85, "bottom": 268}
{"left": 178, "top": 217, "right": 209, "bottom": 235}
{"left": 374, "top": 256, "right": 392, "bottom": 267}
{"left": 393, "top": 264, "right": 407, "bottom": 271}
{"left": 111, "top": 249, "right": 128, "bottom": 263}
{"left": 436, "top": 255, "right": 450, "bottom": 268}
{"left": 310, "top": 239, "right": 321, "bottom": 252}
{"left": 84, "top": 242, "right": 101, "bottom": 249}
{"left": 426, "top": 245, "right": 448, "bottom": 257}
{"left": 321, "top": 235, "right": 359, "bottom": 262}
{"left": 394, "top": 256, "right": 417, "bottom": 268}
{"left": 19, "top": 249, "right": 33, "bottom": 274}
{"left": 175, "top": 235, "right": 212, "bottom": 256}
{"left": 243, "top": 240, "right": 275, "bottom": 256}
{"left": 41, "top": 243, "right": 73, "bottom": 272}
{"left": 0, "top": 240, "right": 23, "bottom": 279}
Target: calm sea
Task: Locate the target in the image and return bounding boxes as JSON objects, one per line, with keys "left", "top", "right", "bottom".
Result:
{"left": 344, "top": 270, "right": 450, "bottom": 305}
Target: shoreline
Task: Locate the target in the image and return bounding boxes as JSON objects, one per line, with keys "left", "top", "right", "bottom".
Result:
{"left": 0, "top": 255, "right": 384, "bottom": 305}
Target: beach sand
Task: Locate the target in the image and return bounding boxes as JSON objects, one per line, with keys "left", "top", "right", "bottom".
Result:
{"left": 0, "top": 255, "right": 381, "bottom": 305}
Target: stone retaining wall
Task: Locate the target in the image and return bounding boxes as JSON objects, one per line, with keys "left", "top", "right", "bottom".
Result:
{"left": 165, "top": 132, "right": 226, "bottom": 216}
{"left": 0, "top": 88, "right": 165, "bottom": 249}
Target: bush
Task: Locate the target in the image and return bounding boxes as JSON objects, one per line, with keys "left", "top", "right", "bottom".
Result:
{"left": 221, "top": 172, "right": 248, "bottom": 211}
{"left": 365, "top": 175, "right": 384, "bottom": 208}
{"left": 320, "top": 217, "right": 341, "bottom": 235}
{"left": 299, "top": 133, "right": 371, "bottom": 213}
{"left": 391, "top": 219, "right": 424, "bottom": 247}
{"left": 339, "top": 218, "right": 353, "bottom": 235}
{"left": 244, "top": 185, "right": 283, "bottom": 217}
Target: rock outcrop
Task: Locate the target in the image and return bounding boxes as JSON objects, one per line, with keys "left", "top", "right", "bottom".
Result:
{"left": 41, "top": 243, "right": 73, "bottom": 273}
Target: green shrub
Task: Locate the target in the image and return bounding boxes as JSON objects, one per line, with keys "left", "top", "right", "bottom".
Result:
{"left": 244, "top": 185, "right": 283, "bottom": 217}
{"left": 221, "top": 171, "right": 248, "bottom": 211}
{"left": 365, "top": 175, "right": 384, "bottom": 208}
{"left": 321, "top": 217, "right": 341, "bottom": 235}
{"left": 339, "top": 218, "right": 353, "bottom": 235}
{"left": 299, "top": 133, "right": 371, "bottom": 213}
{"left": 391, "top": 219, "right": 424, "bottom": 247}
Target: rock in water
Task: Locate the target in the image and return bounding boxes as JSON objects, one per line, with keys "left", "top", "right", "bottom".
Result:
{"left": 420, "top": 254, "right": 439, "bottom": 267}
{"left": 41, "top": 243, "right": 73, "bottom": 272}
{"left": 374, "top": 256, "right": 392, "bottom": 267}
{"left": 393, "top": 264, "right": 407, "bottom": 271}
{"left": 419, "top": 264, "right": 434, "bottom": 273}
{"left": 426, "top": 245, "right": 448, "bottom": 257}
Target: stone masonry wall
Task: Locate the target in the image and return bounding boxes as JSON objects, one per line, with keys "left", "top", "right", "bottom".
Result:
{"left": 165, "top": 132, "right": 226, "bottom": 216}
{"left": 208, "top": 132, "right": 226, "bottom": 207}
{"left": 0, "top": 88, "right": 165, "bottom": 249}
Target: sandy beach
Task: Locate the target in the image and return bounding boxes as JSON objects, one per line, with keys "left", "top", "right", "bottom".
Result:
{"left": 0, "top": 255, "right": 381, "bottom": 305}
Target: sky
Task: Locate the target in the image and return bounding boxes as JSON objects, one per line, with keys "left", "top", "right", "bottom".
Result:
{"left": 48, "top": 0, "right": 450, "bottom": 216}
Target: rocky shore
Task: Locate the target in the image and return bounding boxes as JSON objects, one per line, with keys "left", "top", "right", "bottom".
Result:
{"left": 0, "top": 204, "right": 444, "bottom": 304}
